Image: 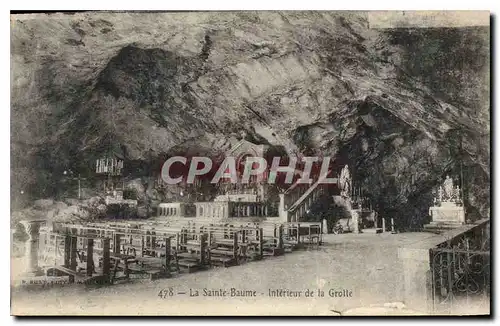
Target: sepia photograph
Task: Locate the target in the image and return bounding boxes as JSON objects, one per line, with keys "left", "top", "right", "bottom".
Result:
{"left": 9, "top": 10, "right": 491, "bottom": 316}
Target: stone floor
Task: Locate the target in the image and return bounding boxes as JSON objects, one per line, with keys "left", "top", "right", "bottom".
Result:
{"left": 10, "top": 232, "right": 471, "bottom": 316}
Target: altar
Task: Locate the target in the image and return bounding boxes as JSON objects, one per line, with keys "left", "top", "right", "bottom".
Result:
{"left": 426, "top": 176, "right": 465, "bottom": 228}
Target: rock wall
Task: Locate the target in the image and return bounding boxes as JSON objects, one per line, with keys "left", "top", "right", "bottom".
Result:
{"left": 10, "top": 12, "right": 490, "bottom": 224}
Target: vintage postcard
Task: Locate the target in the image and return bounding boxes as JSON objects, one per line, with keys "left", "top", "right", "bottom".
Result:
{"left": 10, "top": 10, "right": 490, "bottom": 316}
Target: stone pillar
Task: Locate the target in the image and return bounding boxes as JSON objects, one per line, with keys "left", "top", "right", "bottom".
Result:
{"left": 382, "top": 218, "right": 386, "bottom": 233}
{"left": 247, "top": 205, "right": 251, "bottom": 217}
{"left": 351, "top": 210, "right": 360, "bottom": 234}
{"left": 264, "top": 205, "right": 268, "bottom": 216}
{"left": 322, "top": 219, "right": 328, "bottom": 234}
{"left": 20, "top": 220, "right": 44, "bottom": 276}
{"left": 398, "top": 247, "right": 433, "bottom": 313}
{"left": 391, "top": 218, "right": 395, "bottom": 233}
{"left": 279, "top": 194, "right": 288, "bottom": 223}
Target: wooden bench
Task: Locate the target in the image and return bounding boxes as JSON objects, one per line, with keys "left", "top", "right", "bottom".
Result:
{"left": 258, "top": 224, "right": 285, "bottom": 256}
{"left": 283, "top": 223, "right": 301, "bottom": 245}
{"left": 121, "top": 244, "right": 143, "bottom": 256}
{"left": 122, "top": 260, "right": 174, "bottom": 279}
{"left": 210, "top": 224, "right": 265, "bottom": 261}
{"left": 177, "top": 252, "right": 201, "bottom": 261}
{"left": 281, "top": 223, "right": 322, "bottom": 247}
{"left": 145, "top": 269, "right": 165, "bottom": 280}
{"left": 209, "top": 255, "right": 235, "bottom": 267}
{"left": 205, "top": 227, "right": 239, "bottom": 266}
{"left": 47, "top": 265, "right": 78, "bottom": 276}
{"left": 210, "top": 248, "right": 236, "bottom": 256}
{"left": 177, "top": 232, "right": 208, "bottom": 271}
{"left": 119, "top": 257, "right": 176, "bottom": 280}
{"left": 282, "top": 240, "right": 296, "bottom": 252}
{"left": 177, "top": 260, "right": 199, "bottom": 273}
{"left": 45, "top": 266, "right": 79, "bottom": 283}
{"left": 213, "top": 238, "right": 237, "bottom": 246}
{"left": 297, "top": 223, "right": 322, "bottom": 247}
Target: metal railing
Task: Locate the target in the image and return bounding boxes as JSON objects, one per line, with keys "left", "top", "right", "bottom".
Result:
{"left": 429, "top": 220, "right": 490, "bottom": 314}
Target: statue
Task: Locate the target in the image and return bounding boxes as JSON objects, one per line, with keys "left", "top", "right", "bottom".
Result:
{"left": 436, "top": 175, "right": 461, "bottom": 203}
{"left": 339, "top": 165, "right": 352, "bottom": 199}
{"left": 443, "top": 175, "right": 454, "bottom": 200}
